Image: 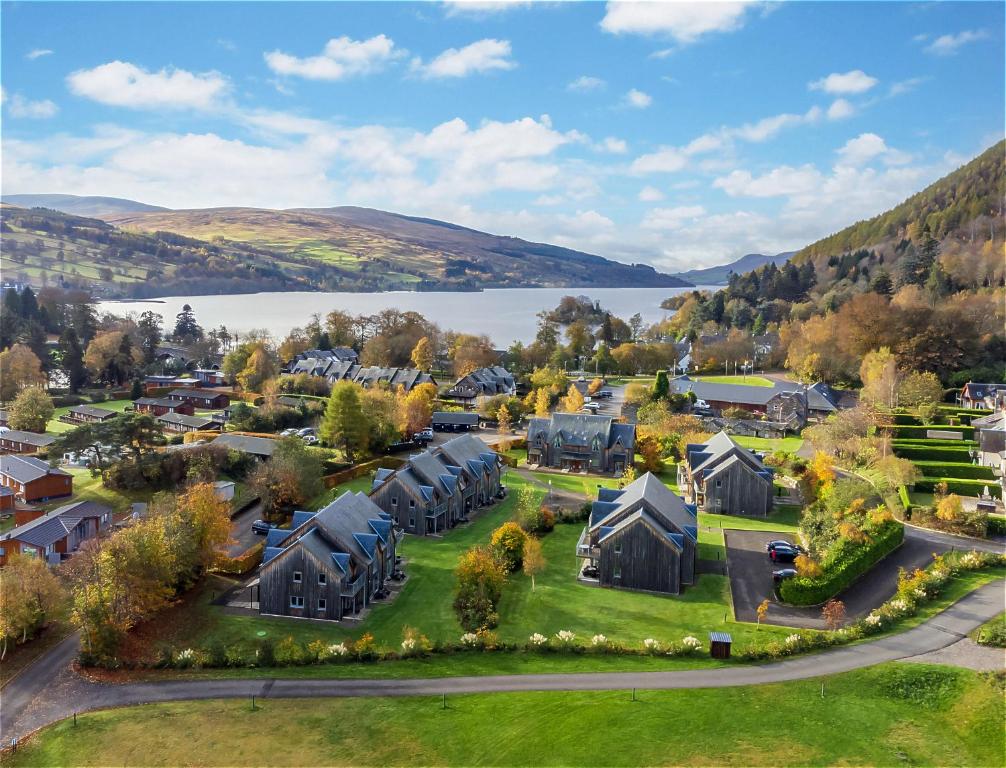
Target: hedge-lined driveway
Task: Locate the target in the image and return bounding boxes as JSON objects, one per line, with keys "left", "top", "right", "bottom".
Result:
{"left": 725, "top": 525, "right": 1003, "bottom": 629}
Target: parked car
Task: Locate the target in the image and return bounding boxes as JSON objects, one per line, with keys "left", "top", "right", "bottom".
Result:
{"left": 279, "top": 428, "right": 298, "bottom": 437}
{"left": 251, "top": 520, "right": 275, "bottom": 535}
{"left": 773, "top": 568, "right": 798, "bottom": 583}
{"left": 582, "top": 565, "right": 599, "bottom": 578}
{"left": 769, "top": 545, "right": 801, "bottom": 563}
{"left": 766, "top": 539, "right": 805, "bottom": 553}
{"left": 597, "top": 390, "right": 613, "bottom": 398}
{"left": 296, "top": 427, "right": 316, "bottom": 437}
{"left": 302, "top": 434, "right": 318, "bottom": 445}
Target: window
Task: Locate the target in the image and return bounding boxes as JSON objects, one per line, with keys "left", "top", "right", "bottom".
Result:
{"left": 614, "top": 541, "right": 621, "bottom": 555}
{"left": 292, "top": 571, "right": 302, "bottom": 583}
{"left": 317, "top": 598, "right": 327, "bottom": 611}
{"left": 409, "top": 499, "right": 416, "bottom": 508}
{"left": 409, "top": 515, "right": 416, "bottom": 528}
{"left": 613, "top": 565, "right": 621, "bottom": 580}
{"left": 391, "top": 496, "right": 398, "bottom": 506}
{"left": 716, "top": 479, "right": 722, "bottom": 488}
{"left": 318, "top": 573, "right": 327, "bottom": 586}
{"left": 290, "top": 596, "right": 304, "bottom": 608}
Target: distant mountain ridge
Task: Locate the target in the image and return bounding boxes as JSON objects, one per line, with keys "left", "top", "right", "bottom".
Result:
{"left": 0, "top": 195, "right": 691, "bottom": 293}
{"left": 672, "top": 251, "right": 795, "bottom": 286}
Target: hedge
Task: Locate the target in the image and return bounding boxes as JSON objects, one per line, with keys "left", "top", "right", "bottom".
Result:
{"left": 989, "top": 516, "right": 1006, "bottom": 537}
{"left": 891, "top": 438, "right": 977, "bottom": 448}
{"left": 323, "top": 456, "right": 406, "bottom": 488}
{"left": 936, "top": 405, "right": 993, "bottom": 417}
{"left": 778, "top": 522, "right": 904, "bottom": 606}
{"left": 892, "top": 445, "right": 974, "bottom": 462}
{"left": 213, "top": 541, "right": 264, "bottom": 575}
{"left": 889, "top": 425, "right": 974, "bottom": 440}
{"left": 914, "top": 478, "right": 1002, "bottom": 499}
{"left": 891, "top": 413, "right": 921, "bottom": 426}
{"left": 914, "top": 461, "right": 997, "bottom": 481}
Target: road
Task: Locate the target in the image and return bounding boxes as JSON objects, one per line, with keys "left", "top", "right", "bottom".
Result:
{"left": 1, "top": 581, "right": 1001, "bottom": 743}
{"left": 726, "top": 523, "right": 1004, "bottom": 628}
{"left": 227, "top": 499, "right": 264, "bottom": 558}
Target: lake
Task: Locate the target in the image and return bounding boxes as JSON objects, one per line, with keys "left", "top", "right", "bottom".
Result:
{"left": 99, "top": 286, "right": 714, "bottom": 346}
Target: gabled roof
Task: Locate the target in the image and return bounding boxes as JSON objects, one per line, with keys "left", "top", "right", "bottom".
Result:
{"left": 167, "top": 388, "right": 225, "bottom": 399}
{"left": 0, "top": 454, "right": 69, "bottom": 483}
{"left": 526, "top": 412, "right": 635, "bottom": 453}
{"left": 211, "top": 433, "right": 278, "bottom": 457}
{"left": 597, "top": 509, "right": 685, "bottom": 553}
{"left": 157, "top": 412, "right": 218, "bottom": 429}
{"left": 1, "top": 430, "right": 56, "bottom": 447}
{"left": 69, "top": 404, "right": 116, "bottom": 419}
{"left": 432, "top": 411, "right": 479, "bottom": 426}
{"left": 589, "top": 472, "right": 697, "bottom": 541}
{"left": 1, "top": 500, "right": 111, "bottom": 548}
{"left": 686, "top": 431, "right": 770, "bottom": 480}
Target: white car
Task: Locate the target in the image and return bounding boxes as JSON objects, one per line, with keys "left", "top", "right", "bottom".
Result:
{"left": 302, "top": 434, "right": 318, "bottom": 445}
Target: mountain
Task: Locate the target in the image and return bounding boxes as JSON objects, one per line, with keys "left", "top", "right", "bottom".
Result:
{"left": 1, "top": 194, "right": 169, "bottom": 217}
{"left": 99, "top": 205, "right": 689, "bottom": 291}
{"left": 672, "top": 251, "right": 795, "bottom": 286}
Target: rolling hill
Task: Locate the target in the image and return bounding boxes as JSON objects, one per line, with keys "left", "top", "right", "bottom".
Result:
{"left": 672, "top": 251, "right": 795, "bottom": 285}
{"left": 2, "top": 194, "right": 169, "bottom": 217}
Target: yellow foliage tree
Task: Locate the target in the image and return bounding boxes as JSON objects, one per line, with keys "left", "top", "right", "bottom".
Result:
{"left": 560, "top": 384, "right": 584, "bottom": 413}
{"left": 533, "top": 388, "right": 551, "bottom": 417}
{"left": 410, "top": 336, "right": 434, "bottom": 372}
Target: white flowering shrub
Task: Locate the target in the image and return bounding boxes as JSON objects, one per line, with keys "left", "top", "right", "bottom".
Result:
{"left": 643, "top": 638, "right": 660, "bottom": 653}
{"left": 681, "top": 636, "right": 702, "bottom": 653}
{"left": 529, "top": 633, "right": 548, "bottom": 647}
{"left": 555, "top": 630, "right": 576, "bottom": 645}
{"left": 864, "top": 613, "right": 882, "bottom": 627}
{"left": 325, "top": 643, "right": 349, "bottom": 659}
{"left": 401, "top": 638, "right": 416, "bottom": 653}
{"left": 175, "top": 648, "right": 196, "bottom": 668}
{"left": 784, "top": 634, "right": 802, "bottom": 647}
{"left": 460, "top": 632, "right": 479, "bottom": 648}
{"left": 591, "top": 634, "right": 608, "bottom": 647}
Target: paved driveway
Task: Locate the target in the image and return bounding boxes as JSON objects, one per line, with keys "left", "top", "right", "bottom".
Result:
{"left": 228, "top": 499, "right": 264, "bottom": 557}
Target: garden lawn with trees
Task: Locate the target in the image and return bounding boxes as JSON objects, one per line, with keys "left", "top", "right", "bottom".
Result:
{"left": 8, "top": 664, "right": 1003, "bottom": 767}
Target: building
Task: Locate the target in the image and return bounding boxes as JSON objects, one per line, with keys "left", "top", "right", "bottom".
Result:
{"left": 576, "top": 473, "right": 698, "bottom": 595}
{"left": 193, "top": 369, "right": 227, "bottom": 387}
{"left": 960, "top": 383, "right": 1006, "bottom": 410}
{"left": 165, "top": 388, "right": 231, "bottom": 409}
{"left": 0, "top": 455, "right": 73, "bottom": 503}
{"left": 0, "top": 487, "right": 15, "bottom": 512}
{"left": 525, "top": 413, "right": 635, "bottom": 475}
{"left": 678, "top": 431, "right": 774, "bottom": 517}
{"left": 286, "top": 359, "right": 436, "bottom": 394}
{"left": 143, "top": 375, "right": 197, "bottom": 393}
{"left": 667, "top": 374, "right": 843, "bottom": 424}
{"left": 0, "top": 409, "right": 9, "bottom": 428}
{"left": 973, "top": 411, "right": 1005, "bottom": 468}
{"left": 211, "top": 433, "right": 278, "bottom": 459}
{"left": 157, "top": 412, "right": 220, "bottom": 434}
{"left": 444, "top": 366, "right": 516, "bottom": 406}
{"left": 133, "top": 397, "right": 196, "bottom": 417}
{"left": 0, "top": 430, "right": 57, "bottom": 455}
{"left": 286, "top": 347, "right": 359, "bottom": 372}
{"left": 432, "top": 411, "right": 480, "bottom": 432}
{"left": 63, "top": 404, "right": 117, "bottom": 425}
{"left": 0, "top": 501, "right": 112, "bottom": 566}
{"left": 370, "top": 434, "right": 502, "bottom": 535}
{"left": 258, "top": 491, "right": 397, "bottom": 621}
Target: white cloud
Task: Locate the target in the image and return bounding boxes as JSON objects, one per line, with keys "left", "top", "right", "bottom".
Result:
{"left": 265, "top": 35, "right": 402, "bottom": 81}
{"left": 411, "top": 39, "right": 515, "bottom": 78}
{"left": 809, "top": 69, "right": 878, "bottom": 94}
{"left": 836, "top": 133, "right": 889, "bottom": 166}
{"left": 649, "top": 48, "right": 675, "bottom": 59}
{"left": 601, "top": 1, "right": 756, "bottom": 44}
{"left": 638, "top": 185, "right": 664, "bottom": 201}
{"left": 567, "top": 75, "right": 605, "bottom": 92}
{"left": 925, "top": 29, "right": 988, "bottom": 56}
{"left": 6, "top": 94, "right": 59, "bottom": 119}
{"left": 624, "top": 88, "right": 652, "bottom": 108}
{"left": 827, "top": 98, "right": 855, "bottom": 120}
{"left": 26, "top": 48, "right": 53, "bottom": 60}
{"left": 66, "top": 61, "right": 229, "bottom": 110}
{"left": 630, "top": 147, "right": 687, "bottom": 174}
{"left": 641, "top": 205, "right": 706, "bottom": 230}
{"left": 442, "top": 1, "right": 530, "bottom": 16}
{"left": 714, "top": 165, "right": 822, "bottom": 197}
{"left": 733, "top": 106, "right": 821, "bottom": 142}
{"left": 888, "top": 77, "right": 928, "bottom": 97}
{"left": 600, "top": 137, "right": 628, "bottom": 154}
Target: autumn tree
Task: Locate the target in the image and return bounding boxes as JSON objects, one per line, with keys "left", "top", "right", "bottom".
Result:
{"left": 177, "top": 482, "right": 233, "bottom": 569}
{"left": 236, "top": 343, "right": 278, "bottom": 392}
{"left": 497, "top": 403, "right": 512, "bottom": 436}
{"left": 320, "top": 381, "right": 370, "bottom": 462}
{"left": 249, "top": 438, "right": 324, "bottom": 519}
{"left": 450, "top": 333, "right": 495, "bottom": 377}
{"left": 8, "top": 387, "right": 54, "bottom": 433}
{"left": 523, "top": 537, "right": 546, "bottom": 591}
{"left": 0, "top": 553, "right": 66, "bottom": 658}
{"left": 453, "top": 545, "right": 507, "bottom": 631}
{"left": 410, "top": 336, "right": 434, "bottom": 372}
{"left": 533, "top": 387, "right": 551, "bottom": 417}
{"left": 935, "top": 494, "right": 963, "bottom": 523}
{"left": 84, "top": 330, "right": 141, "bottom": 385}
{"left": 490, "top": 521, "right": 529, "bottom": 573}
{"left": 859, "top": 347, "right": 900, "bottom": 409}
{"left": 756, "top": 598, "right": 770, "bottom": 626}
{"left": 398, "top": 382, "right": 437, "bottom": 436}
{"left": 560, "top": 384, "right": 584, "bottom": 413}
{"left": 898, "top": 371, "right": 943, "bottom": 409}
{"left": 0, "top": 343, "right": 45, "bottom": 401}
{"left": 636, "top": 432, "right": 664, "bottom": 473}
{"left": 821, "top": 599, "right": 846, "bottom": 631}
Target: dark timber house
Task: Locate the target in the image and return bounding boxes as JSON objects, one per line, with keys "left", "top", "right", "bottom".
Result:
{"left": 444, "top": 366, "right": 516, "bottom": 406}
{"left": 525, "top": 413, "right": 635, "bottom": 475}
{"left": 370, "top": 434, "right": 502, "bottom": 535}
{"left": 678, "top": 431, "right": 774, "bottom": 516}
{"left": 258, "top": 491, "right": 397, "bottom": 621}
{"left": 576, "top": 473, "right": 698, "bottom": 595}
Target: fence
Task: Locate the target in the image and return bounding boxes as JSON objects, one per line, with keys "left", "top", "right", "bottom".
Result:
{"left": 322, "top": 456, "right": 407, "bottom": 489}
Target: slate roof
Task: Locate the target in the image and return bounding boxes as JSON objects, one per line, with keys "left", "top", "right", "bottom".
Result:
{"left": 1, "top": 500, "right": 111, "bottom": 548}
{"left": 596, "top": 508, "right": 685, "bottom": 552}
{"left": 1, "top": 430, "right": 56, "bottom": 448}
{"left": 211, "top": 433, "right": 278, "bottom": 457}
{"left": 527, "top": 413, "right": 635, "bottom": 453}
{"left": 973, "top": 411, "right": 1006, "bottom": 430}
{"left": 167, "top": 387, "right": 226, "bottom": 400}
{"left": 0, "top": 454, "right": 69, "bottom": 483}
{"left": 668, "top": 375, "right": 841, "bottom": 413}
{"left": 590, "top": 472, "right": 698, "bottom": 541}
{"left": 69, "top": 404, "right": 116, "bottom": 419}
{"left": 448, "top": 366, "right": 516, "bottom": 397}
{"left": 685, "top": 431, "right": 773, "bottom": 483}
{"left": 432, "top": 411, "right": 479, "bottom": 426}
{"left": 134, "top": 397, "right": 185, "bottom": 409}
{"left": 157, "top": 412, "right": 218, "bottom": 430}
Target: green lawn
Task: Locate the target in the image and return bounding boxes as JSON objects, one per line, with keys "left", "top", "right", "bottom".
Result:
{"left": 46, "top": 398, "right": 134, "bottom": 435}
{"left": 527, "top": 471, "right": 623, "bottom": 498}
{"left": 694, "top": 375, "right": 775, "bottom": 387}
{"left": 11, "top": 664, "right": 1002, "bottom": 767}
{"left": 699, "top": 504, "right": 802, "bottom": 534}
{"left": 970, "top": 611, "right": 1005, "bottom": 647}
{"left": 730, "top": 434, "right": 806, "bottom": 454}
{"left": 169, "top": 472, "right": 794, "bottom": 657}
{"left": 309, "top": 475, "right": 376, "bottom": 509}
{"left": 36, "top": 468, "right": 151, "bottom": 513}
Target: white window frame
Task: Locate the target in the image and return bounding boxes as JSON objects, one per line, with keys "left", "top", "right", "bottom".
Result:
{"left": 317, "top": 598, "right": 327, "bottom": 611}
{"left": 318, "top": 572, "right": 327, "bottom": 586}
{"left": 292, "top": 571, "right": 303, "bottom": 583}
{"left": 289, "top": 595, "right": 304, "bottom": 608}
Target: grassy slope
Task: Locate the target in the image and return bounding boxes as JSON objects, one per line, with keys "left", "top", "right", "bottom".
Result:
{"left": 694, "top": 375, "right": 774, "bottom": 387}
{"left": 11, "top": 664, "right": 1003, "bottom": 767}
{"left": 730, "top": 434, "right": 806, "bottom": 453}
{"left": 167, "top": 472, "right": 795, "bottom": 656}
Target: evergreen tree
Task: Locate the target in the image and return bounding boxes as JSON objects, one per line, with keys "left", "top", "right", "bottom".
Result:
{"left": 130, "top": 378, "right": 144, "bottom": 400}
{"left": 136, "top": 311, "right": 163, "bottom": 364}
{"left": 58, "top": 326, "right": 87, "bottom": 393}
{"left": 172, "top": 304, "right": 203, "bottom": 342}
{"left": 652, "top": 370, "right": 670, "bottom": 401}
{"left": 870, "top": 268, "right": 893, "bottom": 296}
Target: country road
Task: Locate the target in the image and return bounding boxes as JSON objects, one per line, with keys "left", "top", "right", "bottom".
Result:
{"left": 2, "top": 580, "right": 1002, "bottom": 743}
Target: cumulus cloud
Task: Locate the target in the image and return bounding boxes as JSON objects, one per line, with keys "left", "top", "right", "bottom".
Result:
{"left": 265, "top": 35, "right": 402, "bottom": 81}
{"left": 601, "top": 1, "right": 756, "bottom": 44}
{"left": 714, "top": 164, "right": 822, "bottom": 197}
{"left": 567, "top": 75, "right": 605, "bottom": 92}
{"left": 5, "top": 94, "right": 59, "bottom": 119}
{"left": 624, "top": 88, "right": 652, "bottom": 108}
{"left": 442, "top": 1, "right": 530, "bottom": 16}
{"left": 411, "top": 39, "right": 515, "bottom": 78}
{"left": 26, "top": 48, "right": 53, "bottom": 60}
{"left": 925, "top": 29, "right": 989, "bottom": 56}
{"left": 827, "top": 98, "right": 855, "bottom": 120}
{"left": 638, "top": 185, "right": 664, "bottom": 201}
{"left": 835, "top": 133, "right": 891, "bottom": 166}
{"left": 809, "top": 69, "right": 878, "bottom": 94}
{"left": 641, "top": 205, "right": 706, "bottom": 229}
{"left": 599, "top": 137, "right": 628, "bottom": 154}
{"left": 66, "top": 61, "right": 229, "bottom": 110}
{"left": 630, "top": 147, "right": 688, "bottom": 174}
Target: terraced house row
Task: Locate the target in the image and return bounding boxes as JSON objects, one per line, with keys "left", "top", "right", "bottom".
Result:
{"left": 370, "top": 434, "right": 504, "bottom": 535}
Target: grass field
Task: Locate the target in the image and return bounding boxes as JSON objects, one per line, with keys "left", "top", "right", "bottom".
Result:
{"left": 730, "top": 434, "right": 806, "bottom": 454}
{"left": 694, "top": 375, "right": 775, "bottom": 387}
{"left": 10, "top": 664, "right": 1003, "bottom": 767}
{"left": 161, "top": 471, "right": 794, "bottom": 658}
{"left": 46, "top": 398, "right": 134, "bottom": 435}
{"left": 34, "top": 468, "right": 151, "bottom": 513}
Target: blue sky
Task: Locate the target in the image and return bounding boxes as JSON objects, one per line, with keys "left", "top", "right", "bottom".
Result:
{"left": 2, "top": 1, "right": 1003, "bottom": 270}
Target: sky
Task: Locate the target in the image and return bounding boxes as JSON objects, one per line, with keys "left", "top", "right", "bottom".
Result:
{"left": 2, "top": 1, "right": 1003, "bottom": 272}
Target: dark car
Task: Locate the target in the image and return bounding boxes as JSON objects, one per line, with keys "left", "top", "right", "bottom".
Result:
{"left": 773, "top": 568, "right": 798, "bottom": 583}
{"left": 582, "top": 565, "right": 599, "bottom": 578}
{"left": 769, "top": 545, "right": 800, "bottom": 563}
{"left": 767, "top": 539, "right": 806, "bottom": 554}
{"left": 251, "top": 520, "right": 275, "bottom": 535}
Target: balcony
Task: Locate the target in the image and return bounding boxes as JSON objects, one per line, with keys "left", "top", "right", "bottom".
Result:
{"left": 575, "top": 526, "right": 598, "bottom": 559}
{"left": 344, "top": 572, "right": 367, "bottom": 596}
